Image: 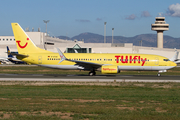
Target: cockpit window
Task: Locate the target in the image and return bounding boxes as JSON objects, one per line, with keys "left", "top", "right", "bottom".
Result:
{"left": 163, "top": 59, "right": 170, "bottom": 61}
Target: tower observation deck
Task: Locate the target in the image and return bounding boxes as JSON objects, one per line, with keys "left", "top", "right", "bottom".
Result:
{"left": 151, "top": 16, "right": 169, "bottom": 48}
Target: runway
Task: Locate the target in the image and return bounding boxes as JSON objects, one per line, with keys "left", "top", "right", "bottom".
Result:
{"left": 0, "top": 74, "right": 180, "bottom": 82}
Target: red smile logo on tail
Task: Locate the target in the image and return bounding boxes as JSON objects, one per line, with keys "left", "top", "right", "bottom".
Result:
{"left": 16, "top": 38, "right": 29, "bottom": 48}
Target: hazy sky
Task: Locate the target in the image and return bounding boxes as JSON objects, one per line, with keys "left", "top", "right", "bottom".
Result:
{"left": 1, "top": 0, "right": 180, "bottom": 38}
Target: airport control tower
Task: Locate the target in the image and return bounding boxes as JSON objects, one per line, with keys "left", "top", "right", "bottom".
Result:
{"left": 151, "top": 14, "right": 169, "bottom": 48}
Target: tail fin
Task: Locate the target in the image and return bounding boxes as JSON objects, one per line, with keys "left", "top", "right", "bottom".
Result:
{"left": 7, "top": 46, "right": 13, "bottom": 58}
{"left": 11, "top": 23, "right": 50, "bottom": 54}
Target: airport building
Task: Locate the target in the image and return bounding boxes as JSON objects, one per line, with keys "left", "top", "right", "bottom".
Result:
{"left": 0, "top": 16, "right": 179, "bottom": 60}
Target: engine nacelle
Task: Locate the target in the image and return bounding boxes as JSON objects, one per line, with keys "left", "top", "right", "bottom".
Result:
{"left": 101, "top": 65, "right": 120, "bottom": 74}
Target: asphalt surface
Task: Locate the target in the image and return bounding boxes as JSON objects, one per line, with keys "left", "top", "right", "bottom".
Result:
{"left": 0, "top": 74, "right": 180, "bottom": 82}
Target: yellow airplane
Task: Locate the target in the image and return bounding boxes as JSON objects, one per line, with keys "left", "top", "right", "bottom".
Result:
{"left": 11, "top": 23, "right": 178, "bottom": 76}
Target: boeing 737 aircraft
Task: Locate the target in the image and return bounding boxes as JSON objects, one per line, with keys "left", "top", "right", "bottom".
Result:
{"left": 11, "top": 23, "right": 178, "bottom": 76}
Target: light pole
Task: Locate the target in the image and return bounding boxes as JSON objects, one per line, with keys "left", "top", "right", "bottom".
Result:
{"left": 104, "top": 22, "right": 107, "bottom": 43}
{"left": 139, "top": 40, "right": 142, "bottom": 47}
{"left": 43, "top": 20, "right": 50, "bottom": 50}
{"left": 43, "top": 20, "right": 50, "bottom": 36}
{"left": 112, "top": 28, "right": 114, "bottom": 44}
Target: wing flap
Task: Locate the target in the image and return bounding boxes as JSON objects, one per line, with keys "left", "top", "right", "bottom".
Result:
{"left": 67, "top": 59, "right": 102, "bottom": 69}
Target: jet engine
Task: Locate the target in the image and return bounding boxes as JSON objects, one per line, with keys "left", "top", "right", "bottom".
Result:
{"left": 101, "top": 65, "right": 120, "bottom": 74}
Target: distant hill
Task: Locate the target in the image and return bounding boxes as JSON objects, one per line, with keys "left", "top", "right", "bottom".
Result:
{"left": 57, "top": 36, "right": 71, "bottom": 40}
{"left": 57, "top": 32, "right": 180, "bottom": 49}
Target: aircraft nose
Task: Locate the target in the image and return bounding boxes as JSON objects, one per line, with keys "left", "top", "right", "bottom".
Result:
{"left": 171, "top": 61, "right": 177, "bottom": 67}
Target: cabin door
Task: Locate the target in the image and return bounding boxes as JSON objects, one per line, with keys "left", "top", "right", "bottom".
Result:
{"left": 155, "top": 57, "right": 159, "bottom": 65}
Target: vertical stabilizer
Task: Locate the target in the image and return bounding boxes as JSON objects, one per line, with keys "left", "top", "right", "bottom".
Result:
{"left": 11, "top": 23, "right": 50, "bottom": 54}
{"left": 7, "top": 46, "right": 13, "bottom": 58}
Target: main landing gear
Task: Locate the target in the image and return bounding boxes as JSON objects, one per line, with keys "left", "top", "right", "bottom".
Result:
{"left": 89, "top": 71, "right": 96, "bottom": 76}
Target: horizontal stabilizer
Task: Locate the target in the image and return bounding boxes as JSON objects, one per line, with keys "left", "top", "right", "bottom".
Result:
{"left": 9, "top": 52, "right": 28, "bottom": 58}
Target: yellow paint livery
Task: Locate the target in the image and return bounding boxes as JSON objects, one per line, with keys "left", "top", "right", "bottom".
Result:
{"left": 11, "top": 23, "right": 177, "bottom": 76}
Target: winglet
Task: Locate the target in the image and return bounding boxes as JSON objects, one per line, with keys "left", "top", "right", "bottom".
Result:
{"left": 56, "top": 47, "right": 66, "bottom": 63}
{"left": 170, "top": 51, "right": 179, "bottom": 61}
{"left": 74, "top": 49, "right": 78, "bottom": 53}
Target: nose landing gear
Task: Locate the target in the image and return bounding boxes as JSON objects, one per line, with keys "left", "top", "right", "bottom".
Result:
{"left": 157, "top": 73, "right": 161, "bottom": 77}
{"left": 157, "top": 70, "right": 167, "bottom": 77}
{"left": 89, "top": 71, "right": 96, "bottom": 76}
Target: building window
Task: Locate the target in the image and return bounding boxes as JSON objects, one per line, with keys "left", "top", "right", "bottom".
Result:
{"left": 89, "top": 48, "right": 91, "bottom": 53}
{"left": 6, "top": 39, "right": 8, "bottom": 41}
{"left": 67, "top": 48, "right": 92, "bottom": 53}
{"left": 10, "top": 39, "right": 12, "bottom": 41}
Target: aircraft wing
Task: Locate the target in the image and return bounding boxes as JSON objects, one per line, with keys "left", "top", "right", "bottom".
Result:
{"left": 56, "top": 48, "right": 102, "bottom": 70}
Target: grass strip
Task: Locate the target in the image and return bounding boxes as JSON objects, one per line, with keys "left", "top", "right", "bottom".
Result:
{"left": 0, "top": 82, "right": 180, "bottom": 119}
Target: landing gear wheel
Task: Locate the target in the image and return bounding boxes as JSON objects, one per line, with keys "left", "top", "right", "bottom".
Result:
{"left": 157, "top": 73, "right": 161, "bottom": 77}
{"left": 89, "top": 72, "right": 93, "bottom": 76}
{"left": 89, "top": 71, "right": 96, "bottom": 76}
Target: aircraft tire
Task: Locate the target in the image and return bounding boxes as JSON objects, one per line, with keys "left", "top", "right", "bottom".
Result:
{"left": 89, "top": 72, "right": 93, "bottom": 76}
{"left": 157, "top": 73, "right": 161, "bottom": 77}
{"left": 89, "top": 71, "right": 96, "bottom": 76}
